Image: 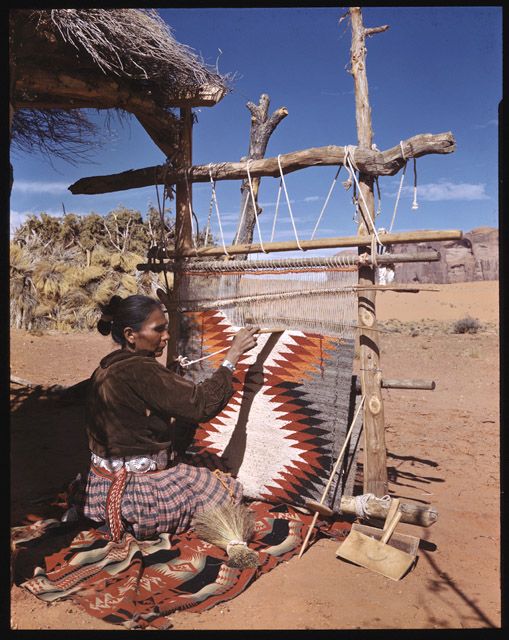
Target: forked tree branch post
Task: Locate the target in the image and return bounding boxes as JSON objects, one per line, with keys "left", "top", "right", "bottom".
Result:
{"left": 349, "top": 6, "right": 389, "bottom": 497}
{"left": 233, "top": 94, "right": 288, "bottom": 251}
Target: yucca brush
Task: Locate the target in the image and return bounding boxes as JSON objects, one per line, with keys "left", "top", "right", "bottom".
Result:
{"left": 192, "top": 502, "right": 259, "bottom": 569}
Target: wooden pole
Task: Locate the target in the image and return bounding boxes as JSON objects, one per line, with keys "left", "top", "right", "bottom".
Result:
{"left": 349, "top": 7, "right": 388, "bottom": 497}
{"left": 137, "top": 250, "right": 442, "bottom": 273}
{"left": 167, "top": 107, "right": 193, "bottom": 367}
{"left": 146, "top": 229, "right": 461, "bottom": 259}
{"left": 355, "top": 378, "right": 436, "bottom": 393}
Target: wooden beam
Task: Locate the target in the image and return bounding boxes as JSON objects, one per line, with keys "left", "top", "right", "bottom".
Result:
{"left": 339, "top": 495, "right": 438, "bottom": 527}
{"left": 136, "top": 250, "right": 442, "bottom": 272}
{"left": 13, "top": 66, "right": 226, "bottom": 109}
{"left": 144, "top": 229, "right": 461, "bottom": 259}
{"left": 350, "top": 6, "right": 388, "bottom": 498}
{"left": 12, "top": 66, "right": 224, "bottom": 158}
{"left": 68, "top": 132, "right": 455, "bottom": 195}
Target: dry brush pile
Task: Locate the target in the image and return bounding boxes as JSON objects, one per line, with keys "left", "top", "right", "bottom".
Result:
{"left": 10, "top": 207, "right": 176, "bottom": 332}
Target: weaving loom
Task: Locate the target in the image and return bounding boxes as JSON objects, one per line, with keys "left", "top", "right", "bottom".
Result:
{"left": 171, "top": 256, "right": 363, "bottom": 512}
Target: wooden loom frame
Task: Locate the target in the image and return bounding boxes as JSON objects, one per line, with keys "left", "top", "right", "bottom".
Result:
{"left": 69, "top": 8, "right": 461, "bottom": 519}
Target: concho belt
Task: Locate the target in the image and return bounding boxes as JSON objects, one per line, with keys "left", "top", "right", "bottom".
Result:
{"left": 91, "top": 449, "right": 171, "bottom": 473}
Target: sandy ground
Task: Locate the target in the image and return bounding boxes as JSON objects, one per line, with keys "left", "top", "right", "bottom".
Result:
{"left": 10, "top": 281, "right": 500, "bottom": 630}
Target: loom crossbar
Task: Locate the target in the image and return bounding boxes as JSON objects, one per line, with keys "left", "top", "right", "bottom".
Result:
{"left": 138, "top": 250, "right": 441, "bottom": 274}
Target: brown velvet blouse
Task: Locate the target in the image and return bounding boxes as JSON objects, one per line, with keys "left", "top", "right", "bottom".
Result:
{"left": 85, "top": 349, "right": 233, "bottom": 458}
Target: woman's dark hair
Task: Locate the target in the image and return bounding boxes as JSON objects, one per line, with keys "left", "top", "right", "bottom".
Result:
{"left": 98, "top": 295, "right": 163, "bottom": 346}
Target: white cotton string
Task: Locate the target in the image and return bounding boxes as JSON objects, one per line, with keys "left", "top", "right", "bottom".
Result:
{"left": 246, "top": 160, "right": 267, "bottom": 252}
{"left": 374, "top": 176, "right": 382, "bottom": 217}
{"left": 176, "top": 344, "right": 231, "bottom": 368}
{"left": 208, "top": 164, "right": 230, "bottom": 256}
{"left": 233, "top": 182, "right": 251, "bottom": 245}
{"left": 277, "top": 154, "right": 304, "bottom": 251}
{"left": 354, "top": 493, "right": 392, "bottom": 518}
{"left": 204, "top": 196, "right": 213, "bottom": 246}
{"left": 399, "top": 140, "right": 406, "bottom": 161}
{"left": 412, "top": 157, "right": 419, "bottom": 210}
{"left": 270, "top": 178, "right": 283, "bottom": 242}
{"left": 344, "top": 146, "right": 384, "bottom": 246}
{"left": 354, "top": 493, "right": 374, "bottom": 518}
{"left": 388, "top": 160, "right": 407, "bottom": 233}
{"left": 310, "top": 166, "right": 342, "bottom": 240}
{"left": 342, "top": 145, "right": 356, "bottom": 190}
{"left": 184, "top": 169, "right": 198, "bottom": 251}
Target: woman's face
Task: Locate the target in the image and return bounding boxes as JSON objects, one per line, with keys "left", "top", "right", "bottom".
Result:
{"left": 125, "top": 307, "right": 169, "bottom": 357}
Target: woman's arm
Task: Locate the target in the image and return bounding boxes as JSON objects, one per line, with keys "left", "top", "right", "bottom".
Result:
{"left": 136, "top": 326, "right": 258, "bottom": 423}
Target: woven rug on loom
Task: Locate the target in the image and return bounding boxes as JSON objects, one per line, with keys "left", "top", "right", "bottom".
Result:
{"left": 177, "top": 310, "right": 360, "bottom": 512}
{"left": 13, "top": 502, "right": 352, "bottom": 630}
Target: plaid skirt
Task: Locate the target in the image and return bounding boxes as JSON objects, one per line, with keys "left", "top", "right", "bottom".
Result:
{"left": 71, "top": 462, "right": 244, "bottom": 540}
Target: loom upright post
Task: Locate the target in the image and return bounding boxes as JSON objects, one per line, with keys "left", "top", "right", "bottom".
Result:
{"left": 167, "top": 106, "right": 193, "bottom": 367}
{"left": 349, "top": 7, "right": 389, "bottom": 496}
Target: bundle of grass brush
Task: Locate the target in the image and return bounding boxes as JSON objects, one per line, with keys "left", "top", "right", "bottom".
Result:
{"left": 192, "top": 502, "right": 259, "bottom": 569}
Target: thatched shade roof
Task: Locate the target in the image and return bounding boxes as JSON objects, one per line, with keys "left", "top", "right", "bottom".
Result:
{"left": 10, "top": 9, "right": 230, "bottom": 158}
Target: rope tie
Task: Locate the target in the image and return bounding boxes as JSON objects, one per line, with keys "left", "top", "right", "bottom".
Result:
{"left": 343, "top": 146, "right": 384, "bottom": 247}
{"left": 246, "top": 160, "right": 267, "bottom": 252}
{"left": 208, "top": 164, "right": 230, "bottom": 256}
{"left": 412, "top": 158, "right": 419, "bottom": 210}
{"left": 389, "top": 158, "right": 407, "bottom": 233}
{"left": 354, "top": 493, "right": 391, "bottom": 518}
{"left": 399, "top": 141, "right": 418, "bottom": 211}
{"left": 342, "top": 145, "right": 357, "bottom": 190}
{"left": 375, "top": 176, "right": 382, "bottom": 217}
{"left": 270, "top": 178, "right": 283, "bottom": 242}
{"left": 233, "top": 170, "right": 251, "bottom": 245}
{"left": 277, "top": 154, "right": 304, "bottom": 251}
{"left": 310, "top": 165, "right": 342, "bottom": 240}
{"left": 204, "top": 186, "right": 214, "bottom": 246}
{"left": 155, "top": 164, "right": 172, "bottom": 294}
{"left": 184, "top": 168, "right": 199, "bottom": 254}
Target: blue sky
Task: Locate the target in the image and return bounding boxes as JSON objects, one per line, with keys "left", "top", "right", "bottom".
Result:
{"left": 10, "top": 7, "right": 502, "bottom": 256}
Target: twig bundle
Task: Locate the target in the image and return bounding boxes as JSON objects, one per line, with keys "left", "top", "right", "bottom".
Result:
{"left": 192, "top": 502, "right": 259, "bottom": 569}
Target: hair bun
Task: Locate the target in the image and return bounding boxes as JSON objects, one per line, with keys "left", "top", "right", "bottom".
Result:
{"left": 98, "top": 295, "right": 123, "bottom": 336}
{"left": 97, "top": 318, "right": 112, "bottom": 336}
{"left": 108, "top": 295, "right": 122, "bottom": 314}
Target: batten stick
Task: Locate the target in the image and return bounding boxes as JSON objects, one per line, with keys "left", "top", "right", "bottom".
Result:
{"left": 298, "top": 396, "right": 366, "bottom": 558}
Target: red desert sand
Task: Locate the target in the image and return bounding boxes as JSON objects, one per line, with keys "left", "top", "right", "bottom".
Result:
{"left": 10, "top": 281, "right": 500, "bottom": 630}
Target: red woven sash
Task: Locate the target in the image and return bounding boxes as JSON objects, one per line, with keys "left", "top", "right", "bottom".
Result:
{"left": 104, "top": 466, "right": 128, "bottom": 542}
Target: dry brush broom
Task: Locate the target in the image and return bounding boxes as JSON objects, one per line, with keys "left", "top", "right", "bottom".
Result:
{"left": 192, "top": 502, "right": 259, "bottom": 569}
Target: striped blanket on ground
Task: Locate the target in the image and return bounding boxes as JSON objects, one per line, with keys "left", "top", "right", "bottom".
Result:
{"left": 13, "top": 503, "right": 352, "bottom": 630}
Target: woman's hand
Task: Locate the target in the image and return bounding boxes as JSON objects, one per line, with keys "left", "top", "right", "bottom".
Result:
{"left": 225, "top": 326, "right": 259, "bottom": 366}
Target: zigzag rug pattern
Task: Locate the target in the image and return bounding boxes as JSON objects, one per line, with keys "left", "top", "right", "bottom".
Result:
{"left": 179, "top": 310, "right": 357, "bottom": 511}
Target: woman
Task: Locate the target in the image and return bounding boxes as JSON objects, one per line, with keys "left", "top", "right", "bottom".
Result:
{"left": 72, "top": 294, "right": 258, "bottom": 543}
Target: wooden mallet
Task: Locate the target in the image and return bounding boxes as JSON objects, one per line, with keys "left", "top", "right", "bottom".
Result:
{"left": 297, "top": 395, "right": 365, "bottom": 558}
